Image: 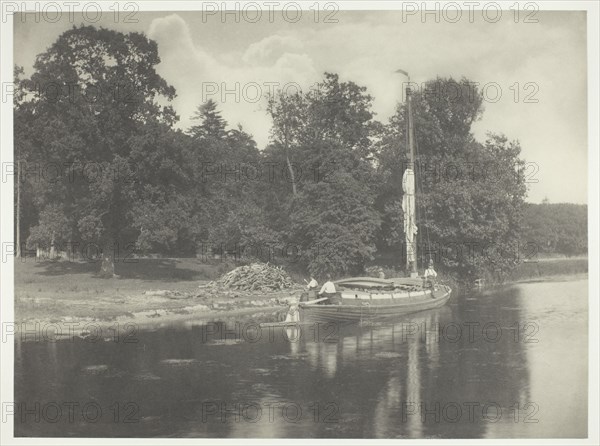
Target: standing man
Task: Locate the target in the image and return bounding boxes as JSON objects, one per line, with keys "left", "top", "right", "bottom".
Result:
{"left": 423, "top": 260, "right": 438, "bottom": 289}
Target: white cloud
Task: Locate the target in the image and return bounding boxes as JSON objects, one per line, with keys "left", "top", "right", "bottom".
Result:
{"left": 147, "top": 14, "right": 318, "bottom": 148}
{"left": 242, "top": 34, "right": 305, "bottom": 66}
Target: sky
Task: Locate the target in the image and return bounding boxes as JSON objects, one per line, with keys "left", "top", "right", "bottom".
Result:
{"left": 13, "top": 9, "right": 588, "bottom": 204}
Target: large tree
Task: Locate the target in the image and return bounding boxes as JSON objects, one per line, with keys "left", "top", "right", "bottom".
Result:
{"left": 17, "top": 25, "right": 178, "bottom": 275}
{"left": 288, "top": 143, "right": 381, "bottom": 276}
{"left": 186, "top": 100, "right": 267, "bottom": 257}
{"left": 265, "top": 73, "right": 381, "bottom": 276}
{"left": 376, "top": 77, "right": 527, "bottom": 281}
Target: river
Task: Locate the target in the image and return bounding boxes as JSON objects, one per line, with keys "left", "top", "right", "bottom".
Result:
{"left": 14, "top": 277, "right": 588, "bottom": 438}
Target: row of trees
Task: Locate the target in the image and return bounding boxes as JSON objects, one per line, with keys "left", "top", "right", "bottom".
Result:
{"left": 521, "top": 202, "right": 587, "bottom": 256}
{"left": 15, "top": 25, "right": 533, "bottom": 282}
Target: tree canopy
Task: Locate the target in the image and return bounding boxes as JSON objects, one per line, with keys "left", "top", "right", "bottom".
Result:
{"left": 521, "top": 202, "right": 587, "bottom": 257}
{"left": 14, "top": 25, "right": 572, "bottom": 284}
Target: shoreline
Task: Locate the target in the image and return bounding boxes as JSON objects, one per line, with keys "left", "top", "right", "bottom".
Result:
{"left": 13, "top": 304, "right": 292, "bottom": 342}
{"left": 14, "top": 258, "right": 588, "bottom": 340}
{"left": 15, "top": 285, "right": 302, "bottom": 340}
{"left": 511, "top": 271, "right": 588, "bottom": 285}
{"left": 13, "top": 273, "right": 589, "bottom": 342}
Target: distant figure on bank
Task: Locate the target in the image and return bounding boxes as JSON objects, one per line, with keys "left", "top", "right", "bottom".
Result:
{"left": 423, "top": 260, "right": 437, "bottom": 289}
{"left": 378, "top": 269, "right": 386, "bottom": 279}
{"left": 319, "top": 274, "right": 337, "bottom": 298}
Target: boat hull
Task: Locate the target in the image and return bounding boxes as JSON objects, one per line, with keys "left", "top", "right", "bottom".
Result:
{"left": 298, "top": 285, "right": 451, "bottom": 324}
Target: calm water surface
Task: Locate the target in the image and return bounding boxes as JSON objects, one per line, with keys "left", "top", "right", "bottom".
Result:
{"left": 15, "top": 278, "right": 588, "bottom": 438}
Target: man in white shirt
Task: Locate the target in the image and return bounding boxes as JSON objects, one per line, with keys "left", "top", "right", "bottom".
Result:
{"left": 319, "top": 275, "right": 337, "bottom": 297}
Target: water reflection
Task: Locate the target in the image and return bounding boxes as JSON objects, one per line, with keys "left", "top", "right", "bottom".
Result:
{"left": 15, "top": 279, "right": 587, "bottom": 438}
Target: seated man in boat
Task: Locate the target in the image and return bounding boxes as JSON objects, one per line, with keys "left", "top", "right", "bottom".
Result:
{"left": 319, "top": 275, "right": 339, "bottom": 303}
{"left": 307, "top": 276, "right": 318, "bottom": 297}
{"left": 423, "top": 260, "right": 438, "bottom": 289}
{"left": 300, "top": 276, "right": 319, "bottom": 302}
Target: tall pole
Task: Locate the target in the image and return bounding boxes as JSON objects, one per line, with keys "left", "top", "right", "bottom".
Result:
{"left": 396, "top": 70, "right": 419, "bottom": 275}
{"left": 407, "top": 86, "right": 415, "bottom": 170}
{"left": 406, "top": 84, "right": 417, "bottom": 274}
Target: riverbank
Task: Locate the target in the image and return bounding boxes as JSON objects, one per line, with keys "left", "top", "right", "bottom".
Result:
{"left": 442, "top": 257, "right": 589, "bottom": 293}
{"left": 513, "top": 271, "right": 588, "bottom": 284}
{"left": 507, "top": 257, "right": 588, "bottom": 282}
{"left": 14, "top": 256, "right": 589, "bottom": 334}
{"left": 14, "top": 259, "right": 302, "bottom": 335}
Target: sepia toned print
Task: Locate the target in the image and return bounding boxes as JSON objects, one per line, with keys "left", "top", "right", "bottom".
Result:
{"left": 1, "top": 2, "right": 597, "bottom": 443}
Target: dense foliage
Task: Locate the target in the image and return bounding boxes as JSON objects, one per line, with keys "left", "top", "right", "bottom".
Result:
{"left": 14, "top": 26, "right": 576, "bottom": 283}
{"left": 375, "top": 78, "right": 528, "bottom": 279}
{"left": 521, "top": 202, "right": 587, "bottom": 257}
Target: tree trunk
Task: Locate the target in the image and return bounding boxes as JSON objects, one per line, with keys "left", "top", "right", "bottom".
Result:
{"left": 100, "top": 243, "right": 115, "bottom": 278}
{"left": 283, "top": 130, "right": 297, "bottom": 196}
{"left": 50, "top": 232, "right": 56, "bottom": 259}
{"left": 285, "top": 154, "right": 297, "bottom": 196}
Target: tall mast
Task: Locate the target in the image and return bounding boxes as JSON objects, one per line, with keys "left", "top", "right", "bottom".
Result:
{"left": 396, "top": 70, "right": 418, "bottom": 277}
{"left": 406, "top": 84, "right": 418, "bottom": 274}
{"left": 407, "top": 85, "right": 415, "bottom": 170}
{"left": 397, "top": 68, "right": 419, "bottom": 276}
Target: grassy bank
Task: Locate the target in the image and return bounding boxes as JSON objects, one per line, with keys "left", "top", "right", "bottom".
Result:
{"left": 15, "top": 258, "right": 301, "bottom": 330}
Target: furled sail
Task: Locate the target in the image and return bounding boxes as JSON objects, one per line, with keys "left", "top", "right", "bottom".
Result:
{"left": 402, "top": 167, "right": 417, "bottom": 264}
